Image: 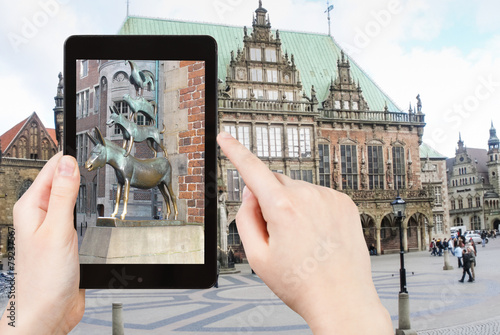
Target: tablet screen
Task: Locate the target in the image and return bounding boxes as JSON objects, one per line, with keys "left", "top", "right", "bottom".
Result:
{"left": 65, "top": 35, "right": 217, "bottom": 288}
{"left": 75, "top": 59, "right": 206, "bottom": 265}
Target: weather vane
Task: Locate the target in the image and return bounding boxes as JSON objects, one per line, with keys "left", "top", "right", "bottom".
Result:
{"left": 325, "top": 1, "right": 334, "bottom": 36}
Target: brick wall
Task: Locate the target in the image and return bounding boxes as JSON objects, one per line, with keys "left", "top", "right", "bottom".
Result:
{"left": 178, "top": 61, "right": 205, "bottom": 224}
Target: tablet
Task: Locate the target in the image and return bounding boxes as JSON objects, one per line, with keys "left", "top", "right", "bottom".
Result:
{"left": 64, "top": 35, "right": 217, "bottom": 289}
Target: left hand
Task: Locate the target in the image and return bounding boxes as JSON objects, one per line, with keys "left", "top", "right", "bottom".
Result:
{"left": 0, "top": 153, "right": 85, "bottom": 334}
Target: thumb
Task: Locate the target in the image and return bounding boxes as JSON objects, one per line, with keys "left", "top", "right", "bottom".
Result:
{"left": 44, "top": 155, "right": 80, "bottom": 234}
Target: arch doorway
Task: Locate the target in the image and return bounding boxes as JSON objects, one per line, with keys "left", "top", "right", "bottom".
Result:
{"left": 380, "top": 214, "right": 398, "bottom": 254}
{"left": 494, "top": 219, "right": 500, "bottom": 231}
{"left": 360, "top": 214, "right": 376, "bottom": 252}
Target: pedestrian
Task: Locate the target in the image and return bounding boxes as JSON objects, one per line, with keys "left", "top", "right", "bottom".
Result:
{"left": 459, "top": 247, "right": 474, "bottom": 282}
{"left": 436, "top": 239, "right": 443, "bottom": 256}
{"left": 470, "top": 239, "right": 477, "bottom": 256}
{"left": 448, "top": 238, "right": 455, "bottom": 256}
{"left": 455, "top": 240, "right": 463, "bottom": 268}
{"left": 430, "top": 238, "right": 436, "bottom": 256}
{"left": 481, "top": 230, "right": 487, "bottom": 247}
{"left": 443, "top": 238, "right": 448, "bottom": 252}
{"left": 369, "top": 243, "right": 377, "bottom": 256}
{"left": 468, "top": 246, "right": 476, "bottom": 280}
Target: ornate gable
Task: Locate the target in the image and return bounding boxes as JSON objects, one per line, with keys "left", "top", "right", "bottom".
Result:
{"left": 322, "top": 50, "right": 369, "bottom": 111}
{"left": 223, "top": 1, "right": 306, "bottom": 106}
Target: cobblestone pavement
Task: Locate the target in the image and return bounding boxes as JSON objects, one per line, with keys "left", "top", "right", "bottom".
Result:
{"left": 417, "top": 316, "right": 500, "bottom": 335}
{"left": 1, "top": 239, "right": 500, "bottom": 334}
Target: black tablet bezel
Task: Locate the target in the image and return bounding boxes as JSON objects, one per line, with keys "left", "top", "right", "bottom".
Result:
{"left": 64, "top": 35, "right": 217, "bottom": 289}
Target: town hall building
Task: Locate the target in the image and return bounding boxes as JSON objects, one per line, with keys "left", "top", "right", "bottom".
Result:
{"left": 116, "top": 2, "right": 438, "bottom": 257}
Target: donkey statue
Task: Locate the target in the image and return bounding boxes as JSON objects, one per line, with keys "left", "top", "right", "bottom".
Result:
{"left": 85, "top": 127, "right": 178, "bottom": 220}
{"left": 107, "top": 106, "right": 168, "bottom": 158}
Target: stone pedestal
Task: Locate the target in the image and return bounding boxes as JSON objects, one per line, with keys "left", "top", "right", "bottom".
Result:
{"left": 443, "top": 249, "right": 454, "bottom": 270}
{"left": 395, "top": 292, "right": 417, "bottom": 335}
{"left": 79, "top": 218, "right": 204, "bottom": 264}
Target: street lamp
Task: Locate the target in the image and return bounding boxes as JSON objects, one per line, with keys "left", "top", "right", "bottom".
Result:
{"left": 391, "top": 193, "right": 416, "bottom": 335}
{"left": 391, "top": 194, "right": 407, "bottom": 293}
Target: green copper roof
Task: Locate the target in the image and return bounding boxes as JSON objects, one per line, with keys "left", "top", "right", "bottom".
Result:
{"left": 119, "top": 16, "right": 401, "bottom": 112}
{"left": 420, "top": 142, "right": 447, "bottom": 159}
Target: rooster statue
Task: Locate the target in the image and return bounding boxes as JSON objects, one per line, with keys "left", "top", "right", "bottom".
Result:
{"left": 125, "top": 60, "right": 155, "bottom": 96}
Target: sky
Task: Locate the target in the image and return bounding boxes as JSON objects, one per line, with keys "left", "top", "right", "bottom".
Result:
{"left": 1, "top": 0, "right": 499, "bottom": 157}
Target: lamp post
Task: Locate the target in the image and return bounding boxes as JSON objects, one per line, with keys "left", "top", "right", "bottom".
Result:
{"left": 391, "top": 193, "right": 416, "bottom": 335}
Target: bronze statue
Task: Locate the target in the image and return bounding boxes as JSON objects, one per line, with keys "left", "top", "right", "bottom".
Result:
{"left": 107, "top": 106, "right": 168, "bottom": 158}
{"left": 85, "top": 127, "right": 178, "bottom": 220}
{"left": 123, "top": 94, "right": 157, "bottom": 125}
{"left": 125, "top": 60, "right": 155, "bottom": 96}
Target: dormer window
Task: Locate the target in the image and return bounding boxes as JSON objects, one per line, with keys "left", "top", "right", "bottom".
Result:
{"left": 343, "top": 101, "right": 349, "bottom": 110}
{"left": 250, "top": 48, "right": 261, "bottom": 61}
{"left": 352, "top": 101, "right": 358, "bottom": 110}
{"left": 265, "top": 48, "right": 276, "bottom": 62}
{"left": 284, "top": 91, "right": 293, "bottom": 101}
{"left": 334, "top": 101, "right": 341, "bottom": 109}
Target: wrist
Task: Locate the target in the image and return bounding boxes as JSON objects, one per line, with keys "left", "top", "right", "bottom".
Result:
{"left": 299, "top": 276, "right": 392, "bottom": 335}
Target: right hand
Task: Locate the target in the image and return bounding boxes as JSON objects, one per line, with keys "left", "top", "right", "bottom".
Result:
{"left": 217, "top": 132, "right": 392, "bottom": 334}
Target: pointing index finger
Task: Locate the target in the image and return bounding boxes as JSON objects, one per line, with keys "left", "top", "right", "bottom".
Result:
{"left": 217, "top": 131, "right": 282, "bottom": 201}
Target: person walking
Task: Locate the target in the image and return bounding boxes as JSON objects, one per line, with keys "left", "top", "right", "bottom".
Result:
{"left": 468, "top": 246, "right": 476, "bottom": 281}
{"left": 455, "top": 240, "right": 463, "bottom": 268}
{"left": 437, "top": 239, "right": 443, "bottom": 256}
{"left": 459, "top": 247, "right": 474, "bottom": 283}
{"left": 481, "top": 230, "right": 487, "bottom": 247}
{"left": 430, "top": 238, "right": 437, "bottom": 256}
{"left": 448, "top": 238, "right": 455, "bottom": 256}
{"left": 470, "top": 239, "right": 477, "bottom": 256}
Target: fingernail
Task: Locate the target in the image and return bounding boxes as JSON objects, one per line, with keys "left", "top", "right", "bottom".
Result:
{"left": 218, "top": 131, "right": 233, "bottom": 139}
{"left": 58, "top": 156, "right": 76, "bottom": 177}
{"left": 242, "top": 186, "right": 251, "bottom": 201}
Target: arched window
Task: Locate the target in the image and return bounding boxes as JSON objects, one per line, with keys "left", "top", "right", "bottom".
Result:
{"left": 29, "top": 122, "right": 38, "bottom": 159}
{"left": 41, "top": 139, "right": 50, "bottom": 160}
{"left": 471, "top": 216, "right": 481, "bottom": 230}
{"left": 227, "top": 220, "right": 240, "bottom": 245}
{"left": 18, "top": 137, "right": 27, "bottom": 158}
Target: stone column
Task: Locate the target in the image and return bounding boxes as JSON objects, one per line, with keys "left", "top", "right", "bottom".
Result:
{"left": 218, "top": 193, "right": 228, "bottom": 268}
{"left": 417, "top": 225, "right": 422, "bottom": 251}
{"left": 376, "top": 227, "right": 381, "bottom": 255}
